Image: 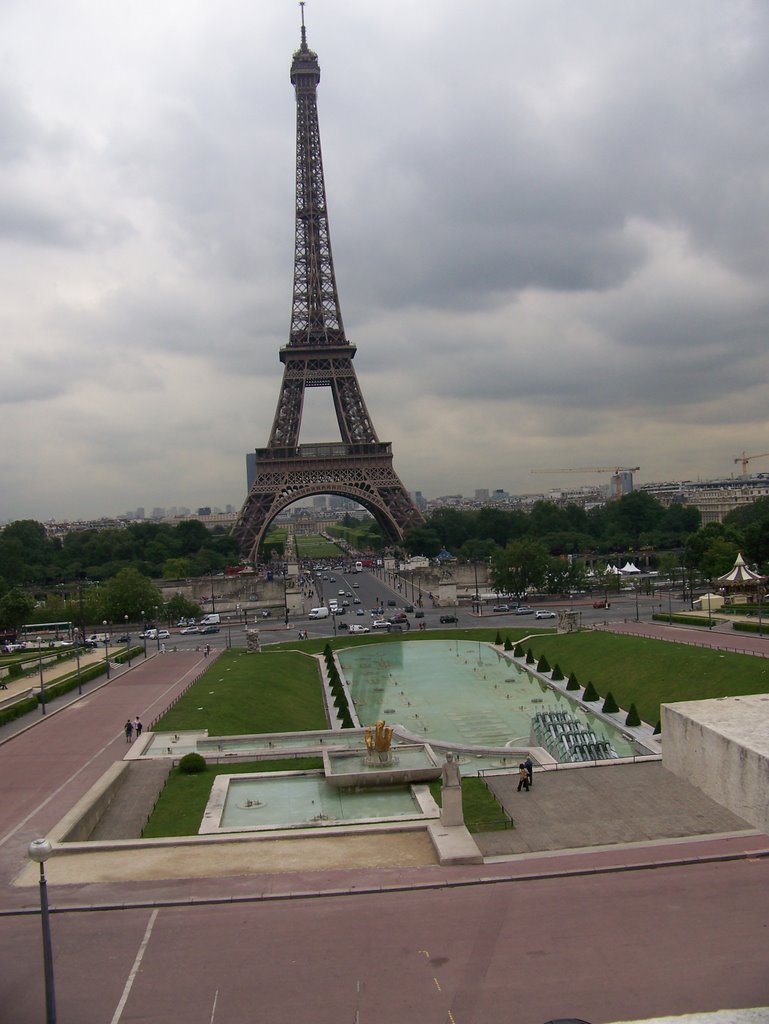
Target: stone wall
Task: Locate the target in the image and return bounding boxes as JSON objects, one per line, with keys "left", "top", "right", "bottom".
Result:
{"left": 661, "top": 694, "right": 769, "bottom": 833}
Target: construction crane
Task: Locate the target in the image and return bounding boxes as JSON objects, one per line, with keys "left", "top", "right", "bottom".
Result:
{"left": 734, "top": 451, "right": 769, "bottom": 477}
{"left": 530, "top": 466, "right": 640, "bottom": 499}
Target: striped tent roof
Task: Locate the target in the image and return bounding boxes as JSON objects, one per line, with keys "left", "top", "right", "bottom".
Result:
{"left": 717, "top": 552, "right": 766, "bottom": 587}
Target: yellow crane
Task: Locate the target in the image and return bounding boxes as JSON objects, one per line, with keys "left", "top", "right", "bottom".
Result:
{"left": 734, "top": 451, "right": 769, "bottom": 477}
{"left": 530, "top": 466, "right": 640, "bottom": 499}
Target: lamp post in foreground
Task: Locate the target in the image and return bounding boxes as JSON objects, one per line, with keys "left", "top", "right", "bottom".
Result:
{"left": 28, "top": 838, "right": 57, "bottom": 1024}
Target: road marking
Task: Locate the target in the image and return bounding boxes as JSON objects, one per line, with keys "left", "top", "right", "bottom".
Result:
{"left": 109, "top": 908, "right": 158, "bottom": 1024}
{"left": 209, "top": 989, "right": 219, "bottom": 1023}
{"left": 447, "top": 1011, "right": 457, "bottom": 1023}
{"left": 419, "top": 948, "right": 430, "bottom": 958}
{"left": 433, "top": 977, "right": 442, "bottom": 992}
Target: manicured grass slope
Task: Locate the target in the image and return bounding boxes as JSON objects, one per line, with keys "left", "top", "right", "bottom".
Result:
{"left": 154, "top": 650, "right": 328, "bottom": 735}
{"left": 521, "top": 631, "right": 769, "bottom": 724}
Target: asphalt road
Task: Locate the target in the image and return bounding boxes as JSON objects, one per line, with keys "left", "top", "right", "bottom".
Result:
{"left": 5, "top": 857, "right": 769, "bottom": 1023}
{"left": 165, "top": 570, "right": 681, "bottom": 649}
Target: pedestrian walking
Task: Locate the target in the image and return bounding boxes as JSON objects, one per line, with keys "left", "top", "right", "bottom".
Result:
{"left": 517, "top": 763, "right": 529, "bottom": 792}
{"left": 524, "top": 756, "right": 533, "bottom": 788}
{"left": 134, "top": 717, "right": 142, "bottom": 737}
{"left": 124, "top": 719, "right": 134, "bottom": 743}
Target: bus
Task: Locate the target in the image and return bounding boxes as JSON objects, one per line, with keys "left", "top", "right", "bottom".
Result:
{"left": 354, "top": 561, "right": 363, "bottom": 573}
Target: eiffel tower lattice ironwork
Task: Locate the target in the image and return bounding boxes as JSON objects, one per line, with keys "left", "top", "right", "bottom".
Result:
{"left": 234, "top": 14, "right": 423, "bottom": 562}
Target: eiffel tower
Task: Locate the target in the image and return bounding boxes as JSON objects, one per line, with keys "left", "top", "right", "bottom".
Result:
{"left": 234, "top": 11, "right": 423, "bottom": 562}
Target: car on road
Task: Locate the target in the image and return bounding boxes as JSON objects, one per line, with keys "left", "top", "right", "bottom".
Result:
{"left": 404, "top": 604, "right": 414, "bottom": 613}
{"left": 116, "top": 634, "right": 131, "bottom": 643}
{"left": 198, "top": 625, "right": 219, "bottom": 634}
{"left": 2, "top": 642, "right": 26, "bottom": 653}
{"left": 439, "top": 615, "right": 458, "bottom": 623}
{"left": 493, "top": 604, "right": 510, "bottom": 612}
{"left": 180, "top": 625, "right": 199, "bottom": 634}
{"left": 387, "top": 599, "right": 397, "bottom": 606}
{"left": 348, "top": 624, "right": 370, "bottom": 634}
{"left": 355, "top": 608, "right": 365, "bottom": 615}
{"left": 535, "top": 610, "right": 557, "bottom": 619}
{"left": 414, "top": 610, "right": 424, "bottom": 618}
{"left": 514, "top": 607, "right": 534, "bottom": 615}
{"left": 372, "top": 620, "right": 391, "bottom": 630}
{"left": 389, "top": 613, "right": 408, "bottom": 623}
{"left": 353, "top": 597, "right": 361, "bottom": 604}
{"left": 352, "top": 583, "right": 360, "bottom": 588}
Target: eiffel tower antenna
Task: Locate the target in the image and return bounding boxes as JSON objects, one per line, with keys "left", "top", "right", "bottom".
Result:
{"left": 233, "top": 17, "right": 423, "bottom": 562}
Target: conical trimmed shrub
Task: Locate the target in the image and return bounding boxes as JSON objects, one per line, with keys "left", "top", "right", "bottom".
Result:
{"left": 536, "top": 655, "right": 550, "bottom": 673}
{"left": 495, "top": 631, "right": 503, "bottom": 646}
{"left": 525, "top": 648, "right": 535, "bottom": 664}
{"left": 566, "top": 672, "right": 580, "bottom": 691}
{"left": 551, "top": 664, "right": 564, "bottom": 681}
{"left": 626, "top": 703, "right": 641, "bottom": 727}
{"left": 513, "top": 643, "right": 524, "bottom": 657}
{"left": 602, "top": 691, "right": 619, "bottom": 714}
{"left": 504, "top": 637, "right": 514, "bottom": 651}
{"left": 582, "top": 680, "right": 599, "bottom": 702}
{"left": 653, "top": 719, "right": 661, "bottom": 735}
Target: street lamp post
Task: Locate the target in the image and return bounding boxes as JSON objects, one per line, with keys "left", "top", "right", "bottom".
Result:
{"left": 154, "top": 606, "right": 160, "bottom": 651}
{"left": 634, "top": 584, "right": 639, "bottom": 622}
{"left": 28, "top": 838, "right": 57, "bottom": 1024}
{"left": 758, "top": 588, "right": 764, "bottom": 638}
{"left": 37, "top": 636, "right": 46, "bottom": 714}
{"left": 75, "top": 645, "right": 82, "bottom": 695}
{"left": 124, "top": 614, "right": 131, "bottom": 667}
{"left": 102, "top": 621, "right": 111, "bottom": 678}
{"left": 141, "top": 611, "right": 147, "bottom": 659}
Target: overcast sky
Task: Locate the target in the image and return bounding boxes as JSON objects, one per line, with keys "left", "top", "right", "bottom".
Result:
{"left": 2, "top": 0, "right": 769, "bottom": 523}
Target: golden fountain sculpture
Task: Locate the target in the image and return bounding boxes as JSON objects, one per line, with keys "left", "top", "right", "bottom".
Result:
{"left": 364, "top": 720, "right": 394, "bottom": 764}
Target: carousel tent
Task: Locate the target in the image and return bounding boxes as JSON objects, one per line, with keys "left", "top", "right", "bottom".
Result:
{"left": 717, "top": 553, "right": 766, "bottom": 589}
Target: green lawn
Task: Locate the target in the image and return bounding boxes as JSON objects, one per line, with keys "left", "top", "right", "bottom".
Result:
{"left": 153, "top": 650, "right": 328, "bottom": 735}
{"left": 142, "top": 758, "right": 323, "bottom": 838}
{"left": 517, "top": 631, "right": 769, "bottom": 725}
{"left": 429, "top": 777, "right": 512, "bottom": 833}
{"left": 293, "top": 535, "right": 346, "bottom": 559}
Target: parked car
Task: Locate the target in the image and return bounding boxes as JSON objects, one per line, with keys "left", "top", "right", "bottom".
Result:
{"left": 198, "top": 625, "right": 219, "bottom": 634}
{"left": 180, "top": 625, "right": 199, "bottom": 634}
{"left": 535, "top": 610, "right": 557, "bottom": 619}
{"left": 493, "top": 604, "right": 510, "bottom": 612}
{"left": 514, "top": 607, "right": 534, "bottom": 615}
{"left": 439, "top": 615, "right": 458, "bottom": 624}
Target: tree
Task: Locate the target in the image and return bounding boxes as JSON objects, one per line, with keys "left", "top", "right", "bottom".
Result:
{"left": 163, "top": 558, "right": 192, "bottom": 579}
{"left": 100, "top": 568, "right": 164, "bottom": 622}
{"left": 490, "top": 539, "right": 550, "bottom": 600}
{"left": 165, "top": 594, "right": 202, "bottom": 622}
{"left": 0, "top": 588, "right": 36, "bottom": 628}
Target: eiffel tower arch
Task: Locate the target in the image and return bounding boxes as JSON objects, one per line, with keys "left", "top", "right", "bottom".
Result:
{"left": 234, "top": 13, "right": 423, "bottom": 563}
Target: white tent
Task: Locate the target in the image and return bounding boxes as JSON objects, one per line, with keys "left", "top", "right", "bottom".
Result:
{"left": 620, "top": 562, "right": 640, "bottom": 574}
{"left": 604, "top": 564, "right": 621, "bottom": 575}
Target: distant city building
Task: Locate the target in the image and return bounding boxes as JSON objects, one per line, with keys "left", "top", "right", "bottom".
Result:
{"left": 474, "top": 489, "right": 489, "bottom": 501}
{"left": 197, "top": 507, "right": 212, "bottom": 516}
{"left": 642, "top": 477, "right": 769, "bottom": 524}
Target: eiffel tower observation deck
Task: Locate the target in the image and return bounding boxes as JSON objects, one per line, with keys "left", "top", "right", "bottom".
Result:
{"left": 233, "top": 9, "right": 423, "bottom": 562}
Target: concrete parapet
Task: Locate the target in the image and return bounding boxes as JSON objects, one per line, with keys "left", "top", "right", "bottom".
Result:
{"left": 662, "top": 694, "right": 769, "bottom": 833}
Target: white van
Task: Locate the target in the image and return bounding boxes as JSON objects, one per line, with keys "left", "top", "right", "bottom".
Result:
{"left": 308, "top": 607, "right": 330, "bottom": 619}
{"left": 199, "top": 614, "right": 221, "bottom": 626}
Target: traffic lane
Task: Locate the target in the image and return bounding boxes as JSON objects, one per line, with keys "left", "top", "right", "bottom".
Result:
{"left": 6, "top": 856, "right": 768, "bottom": 1024}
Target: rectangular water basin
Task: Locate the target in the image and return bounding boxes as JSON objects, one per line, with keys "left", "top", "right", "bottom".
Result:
{"left": 201, "top": 771, "right": 437, "bottom": 834}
